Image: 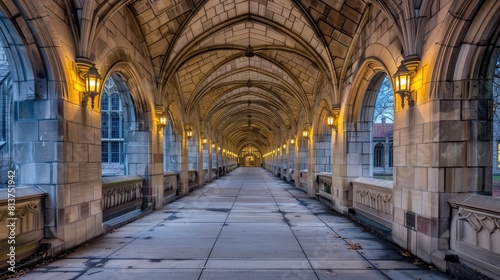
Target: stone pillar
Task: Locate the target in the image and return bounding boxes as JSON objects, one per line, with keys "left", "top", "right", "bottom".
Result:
{"left": 287, "top": 141, "right": 295, "bottom": 182}
{"left": 126, "top": 126, "right": 163, "bottom": 210}
{"left": 206, "top": 141, "right": 212, "bottom": 182}
{"left": 391, "top": 93, "right": 492, "bottom": 263}
{"left": 15, "top": 99, "right": 103, "bottom": 254}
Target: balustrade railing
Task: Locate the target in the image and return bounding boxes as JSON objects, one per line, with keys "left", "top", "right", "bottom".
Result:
{"left": 102, "top": 176, "right": 143, "bottom": 222}
{"left": 352, "top": 177, "right": 393, "bottom": 228}
{"left": 0, "top": 187, "right": 46, "bottom": 269}
{"left": 317, "top": 173, "right": 332, "bottom": 194}
{"left": 202, "top": 168, "right": 209, "bottom": 183}
{"left": 163, "top": 171, "right": 178, "bottom": 200}
{"left": 211, "top": 168, "right": 217, "bottom": 180}
{"left": 188, "top": 170, "right": 198, "bottom": 191}
{"left": 449, "top": 194, "right": 500, "bottom": 278}
{"left": 227, "top": 164, "right": 237, "bottom": 172}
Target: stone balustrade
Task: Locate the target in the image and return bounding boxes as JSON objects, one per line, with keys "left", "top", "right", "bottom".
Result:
{"left": 163, "top": 172, "right": 178, "bottom": 204}
{"left": 0, "top": 187, "right": 46, "bottom": 269}
{"left": 352, "top": 178, "right": 394, "bottom": 228}
{"left": 102, "top": 176, "right": 144, "bottom": 222}
{"left": 448, "top": 194, "right": 500, "bottom": 279}
{"left": 227, "top": 164, "right": 237, "bottom": 172}
{"left": 317, "top": 172, "right": 332, "bottom": 194}
{"left": 188, "top": 170, "right": 198, "bottom": 191}
{"left": 288, "top": 168, "right": 295, "bottom": 182}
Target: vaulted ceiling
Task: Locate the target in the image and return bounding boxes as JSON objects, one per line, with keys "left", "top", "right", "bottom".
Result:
{"left": 127, "top": 0, "right": 369, "bottom": 152}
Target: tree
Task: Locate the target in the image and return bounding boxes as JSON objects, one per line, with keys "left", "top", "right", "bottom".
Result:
{"left": 373, "top": 76, "right": 394, "bottom": 123}
{"left": 493, "top": 56, "right": 500, "bottom": 141}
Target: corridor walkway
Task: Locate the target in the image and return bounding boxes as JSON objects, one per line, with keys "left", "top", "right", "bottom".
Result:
{"left": 20, "top": 168, "right": 450, "bottom": 280}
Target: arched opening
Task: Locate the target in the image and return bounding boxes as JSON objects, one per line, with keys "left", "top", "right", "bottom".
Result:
{"left": 314, "top": 107, "right": 332, "bottom": 173}
{"left": 101, "top": 75, "right": 136, "bottom": 177}
{"left": 349, "top": 72, "right": 394, "bottom": 180}
{"left": 372, "top": 76, "right": 394, "bottom": 179}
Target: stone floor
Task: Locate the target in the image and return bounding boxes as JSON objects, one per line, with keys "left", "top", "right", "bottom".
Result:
{"left": 19, "top": 168, "right": 451, "bottom": 280}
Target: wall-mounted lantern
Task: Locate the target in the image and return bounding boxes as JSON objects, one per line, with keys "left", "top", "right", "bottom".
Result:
{"left": 81, "top": 64, "right": 102, "bottom": 109}
{"left": 327, "top": 104, "right": 341, "bottom": 132}
{"left": 212, "top": 142, "right": 216, "bottom": 149}
{"left": 393, "top": 61, "right": 414, "bottom": 108}
{"left": 185, "top": 125, "right": 193, "bottom": 139}
{"left": 290, "top": 137, "right": 295, "bottom": 145}
{"left": 201, "top": 134, "right": 207, "bottom": 144}
{"left": 157, "top": 113, "right": 167, "bottom": 132}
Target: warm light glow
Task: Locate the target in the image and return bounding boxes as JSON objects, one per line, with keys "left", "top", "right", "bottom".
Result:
{"left": 159, "top": 116, "right": 167, "bottom": 126}
{"left": 82, "top": 64, "right": 102, "bottom": 109}
{"left": 85, "top": 65, "right": 102, "bottom": 93}
{"left": 202, "top": 136, "right": 207, "bottom": 144}
{"left": 186, "top": 126, "right": 193, "bottom": 139}
{"left": 212, "top": 142, "right": 216, "bottom": 149}
{"left": 302, "top": 129, "right": 309, "bottom": 139}
{"left": 393, "top": 62, "right": 411, "bottom": 93}
{"left": 283, "top": 144, "right": 286, "bottom": 149}
{"left": 290, "top": 138, "right": 295, "bottom": 144}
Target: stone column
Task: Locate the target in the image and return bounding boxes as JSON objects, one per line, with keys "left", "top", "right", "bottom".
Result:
{"left": 126, "top": 125, "right": 163, "bottom": 210}
{"left": 198, "top": 138, "right": 204, "bottom": 186}
{"left": 15, "top": 99, "right": 103, "bottom": 254}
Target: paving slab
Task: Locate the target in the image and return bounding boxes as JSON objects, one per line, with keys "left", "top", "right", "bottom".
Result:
{"left": 18, "top": 167, "right": 451, "bottom": 280}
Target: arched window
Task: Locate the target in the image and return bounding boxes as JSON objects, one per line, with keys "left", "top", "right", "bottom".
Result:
{"left": 374, "top": 142, "right": 384, "bottom": 167}
{"left": 101, "top": 78, "right": 125, "bottom": 176}
{"left": 372, "top": 76, "right": 394, "bottom": 179}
